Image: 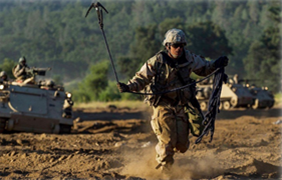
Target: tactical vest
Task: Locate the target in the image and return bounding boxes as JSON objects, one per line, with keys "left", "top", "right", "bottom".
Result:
{"left": 144, "top": 50, "right": 205, "bottom": 137}
{"left": 144, "top": 50, "right": 196, "bottom": 107}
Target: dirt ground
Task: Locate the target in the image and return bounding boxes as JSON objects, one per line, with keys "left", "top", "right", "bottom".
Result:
{"left": 0, "top": 104, "right": 281, "bottom": 180}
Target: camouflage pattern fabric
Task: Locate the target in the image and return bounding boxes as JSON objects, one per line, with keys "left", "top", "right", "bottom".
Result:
{"left": 127, "top": 50, "right": 217, "bottom": 167}
{"left": 151, "top": 104, "right": 189, "bottom": 166}
{"left": 13, "top": 64, "right": 31, "bottom": 81}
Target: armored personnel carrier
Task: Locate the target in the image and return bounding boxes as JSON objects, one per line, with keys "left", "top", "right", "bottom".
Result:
{"left": 247, "top": 85, "right": 275, "bottom": 109}
{"left": 0, "top": 68, "right": 74, "bottom": 133}
{"left": 196, "top": 76, "right": 254, "bottom": 110}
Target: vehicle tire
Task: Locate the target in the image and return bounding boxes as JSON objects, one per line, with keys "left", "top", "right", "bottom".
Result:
{"left": 268, "top": 101, "right": 274, "bottom": 109}
{"left": 252, "top": 99, "right": 259, "bottom": 109}
{"left": 219, "top": 102, "right": 223, "bottom": 110}
{"left": 200, "top": 102, "right": 207, "bottom": 111}
{"left": 0, "top": 118, "right": 6, "bottom": 133}
{"left": 230, "top": 98, "right": 238, "bottom": 107}
{"left": 223, "top": 101, "right": 231, "bottom": 110}
{"left": 59, "top": 124, "right": 72, "bottom": 134}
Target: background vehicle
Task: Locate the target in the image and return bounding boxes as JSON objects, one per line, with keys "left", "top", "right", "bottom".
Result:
{"left": 0, "top": 68, "right": 74, "bottom": 133}
{"left": 246, "top": 85, "right": 275, "bottom": 109}
{"left": 196, "top": 76, "right": 254, "bottom": 110}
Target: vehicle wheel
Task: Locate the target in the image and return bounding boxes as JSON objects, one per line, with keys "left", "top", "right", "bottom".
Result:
{"left": 219, "top": 102, "right": 223, "bottom": 110}
{"left": 0, "top": 118, "right": 6, "bottom": 133}
{"left": 230, "top": 98, "right": 238, "bottom": 107}
{"left": 268, "top": 101, "right": 274, "bottom": 109}
{"left": 252, "top": 99, "right": 259, "bottom": 109}
{"left": 223, "top": 101, "right": 231, "bottom": 110}
{"left": 59, "top": 124, "right": 72, "bottom": 134}
{"left": 200, "top": 102, "right": 207, "bottom": 111}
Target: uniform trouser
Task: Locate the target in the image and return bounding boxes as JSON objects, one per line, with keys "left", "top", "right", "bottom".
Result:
{"left": 151, "top": 104, "right": 189, "bottom": 167}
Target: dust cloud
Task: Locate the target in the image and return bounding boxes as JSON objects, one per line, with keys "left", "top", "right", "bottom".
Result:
{"left": 120, "top": 146, "right": 164, "bottom": 179}
{"left": 119, "top": 143, "right": 225, "bottom": 180}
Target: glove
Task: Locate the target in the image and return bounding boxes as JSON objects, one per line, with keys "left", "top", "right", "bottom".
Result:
{"left": 117, "top": 82, "right": 130, "bottom": 93}
{"left": 214, "top": 56, "right": 229, "bottom": 68}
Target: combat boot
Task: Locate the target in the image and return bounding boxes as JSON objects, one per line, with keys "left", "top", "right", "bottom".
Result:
{"left": 160, "top": 162, "right": 173, "bottom": 179}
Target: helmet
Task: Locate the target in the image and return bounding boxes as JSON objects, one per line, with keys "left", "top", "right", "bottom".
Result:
{"left": 162, "top": 28, "right": 187, "bottom": 46}
{"left": 19, "top": 56, "right": 26, "bottom": 63}
{"left": 0, "top": 71, "right": 7, "bottom": 77}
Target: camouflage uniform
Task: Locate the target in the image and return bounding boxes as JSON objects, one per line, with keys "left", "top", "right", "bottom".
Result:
{"left": 126, "top": 49, "right": 217, "bottom": 168}
{"left": 13, "top": 57, "right": 31, "bottom": 81}
{"left": 13, "top": 64, "right": 31, "bottom": 80}
{"left": 118, "top": 28, "right": 228, "bottom": 172}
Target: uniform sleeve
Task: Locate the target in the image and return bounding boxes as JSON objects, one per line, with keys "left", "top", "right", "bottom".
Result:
{"left": 187, "top": 51, "right": 217, "bottom": 76}
{"left": 127, "top": 56, "right": 158, "bottom": 92}
{"left": 13, "top": 65, "right": 23, "bottom": 78}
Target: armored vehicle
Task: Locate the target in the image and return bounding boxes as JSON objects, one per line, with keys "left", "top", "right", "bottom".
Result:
{"left": 247, "top": 85, "right": 275, "bottom": 109}
{"left": 0, "top": 68, "right": 74, "bottom": 133}
{"left": 196, "top": 76, "right": 254, "bottom": 110}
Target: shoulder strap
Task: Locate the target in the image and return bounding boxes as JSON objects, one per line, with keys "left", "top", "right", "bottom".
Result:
{"left": 158, "top": 51, "right": 176, "bottom": 68}
{"left": 156, "top": 51, "right": 171, "bottom": 81}
{"left": 154, "top": 51, "right": 164, "bottom": 83}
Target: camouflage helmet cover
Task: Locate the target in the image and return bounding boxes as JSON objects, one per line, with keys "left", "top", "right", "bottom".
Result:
{"left": 162, "top": 28, "right": 187, "bottom": 46}
{"left": 19, "top": 56, "right": 26, "bottom": 63}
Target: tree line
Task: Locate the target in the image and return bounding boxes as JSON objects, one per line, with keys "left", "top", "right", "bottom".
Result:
{"left": 0, "top": 0, "right": 280, "bottom": 102}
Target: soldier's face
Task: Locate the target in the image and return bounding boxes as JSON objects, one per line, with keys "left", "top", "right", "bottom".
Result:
{"left": 169, "top": 43, "right": 184, "bottom": 58}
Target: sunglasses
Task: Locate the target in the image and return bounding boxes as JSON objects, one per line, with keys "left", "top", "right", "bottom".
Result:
{"left": 171, "top": 43, "right": 185, "bottom": 48}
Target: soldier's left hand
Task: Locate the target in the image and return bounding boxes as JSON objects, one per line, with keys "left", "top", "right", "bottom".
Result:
{"left": 215, "top": 56, "right": 229, "bottom": 68}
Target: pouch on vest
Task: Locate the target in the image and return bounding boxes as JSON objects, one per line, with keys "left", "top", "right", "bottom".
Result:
{"left": 143, "top": 82, "right": 162, "bottom": 106}
{"left": 143, "top": 52, "right": 165, "bottom": 107}
{"left": 185, "top": 103, "right": 205, "bottom": 137}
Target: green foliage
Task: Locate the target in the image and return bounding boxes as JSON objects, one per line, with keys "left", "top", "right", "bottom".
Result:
{"left": 158, "top": 17, "right": 184, "bottom": 38}
{"left": 97, "top": 81, "right": 142, "bottom": 102}
{"left": 72, "top": 89, "right": 91, "bottom": 103}
{"left": 0, "top": 0, "right": 280, "bottom": 102}
{"left": 117, "top": 57, "right": 138, "bottom": 80}
{"left": 119, "top": 20, "right": 232, "bottom": 81}
{"left": 131, "top": 24, "right": 161, "bottom": 61}
{"left": 185, "top": 21, "right": 233, "bottom": 59}
{"left": 243, "top": 4, "right": 281, "bottom": 92}
{"left": 274, "top": 93, "right": 282, "bottom": 104}
{"left": 52, "top": 74, "right": 63, "bottom": 86}
{"left": 118, "top": 24, "right": 161, "bottom": 80}
{"left": 98, "top": 81, "right": 121, "bottom": 102}
{"left": 0, "top": 58, "right": 16, "bottom": 79}
{"left": 120, "top": 91, "right": 143, "bottom": 101}
{"left": 72, "top": 61, "right": 109, "bottom": 102}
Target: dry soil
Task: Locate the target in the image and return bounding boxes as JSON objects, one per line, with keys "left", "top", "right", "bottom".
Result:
{"left": 0, "top": 105, "right": 281, "bottom": 180}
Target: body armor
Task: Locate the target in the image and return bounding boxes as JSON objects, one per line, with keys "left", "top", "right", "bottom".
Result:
{"left": 144, "top": 51, "right": 196, "bottom": 107}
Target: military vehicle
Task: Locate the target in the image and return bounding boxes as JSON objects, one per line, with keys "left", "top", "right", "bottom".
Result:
{"left": 246, "top": 85, "right": 275, "bottom": 109}
{"left": 196, "top": 76, "right": 254, "bottom": 110}
{"left": 0, "top": 68, "right": 74, "bottom": 133}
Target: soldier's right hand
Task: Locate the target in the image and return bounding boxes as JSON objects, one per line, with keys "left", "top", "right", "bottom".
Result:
{"left": 117, "top": 82, "right": 130, "bottom": 93}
